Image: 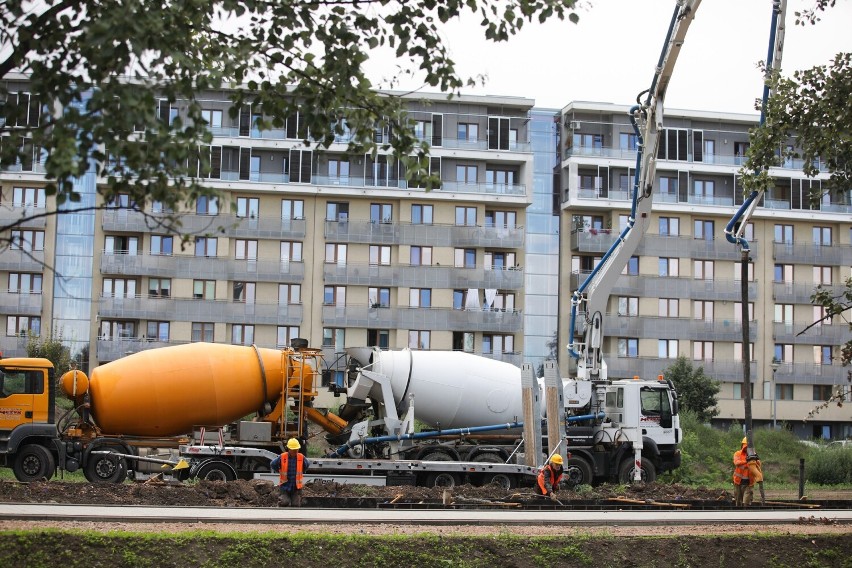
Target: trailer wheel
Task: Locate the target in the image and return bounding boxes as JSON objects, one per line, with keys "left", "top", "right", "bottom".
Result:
{"left": 195, "top": 459, "right": 237, "bottom": 482}
{"left": 421, "top": 452, "right": 460, "bottom": 488}
{"left": 618, "top": 457, "right": 656, "bottom": 484}
{"left": 13, "top": 444, "right": 56, "bottom": 482}
{"left": 563, "top": 456, "right": 593, "bottom": 487}
{"left": 482, "top": 472, "right": 515, "bottom": 490}
{"left": 84, "top": 446, "right": 126, "bottom": 483}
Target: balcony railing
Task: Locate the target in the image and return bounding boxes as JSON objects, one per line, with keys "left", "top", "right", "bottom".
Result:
{"left": 772, "top": 241, "right": 852, "bottom": 266}
{"left": 570, "top": 230, "right": 754, "bottom": 260}
{"left": 102, "top": 210, "right": 307, "bottom": 239}
{"left": 321, "top": 304, "right": 522, "bottom": 333}
{"left": 0, "top": 206, "right": 47, "bottom": 228}
{"left": 0, "top": 249, "right": 45, "bottom": 272}
{"left": 773, "top": 361, "right": 847, "bottom": 384}
{"left": 324, "top": 220, "right": 524, "bottom": 248}
{"left": 772, "top": 281, "right": 845, "bottom": 304}
{"left": 0, "top": 335, "right": 29, "bottom": 358}
{"left": 603, "top": 314, "right": 757, "bottom": 342}
{"left": 772, "top": 321, "right": 848, "bottom": 345}
{"left": 100, "top": 253, "right": 305, "bottom": 283}
{"left": 0, "top": 292, "right": 43, "bottom": 316}
{"left": 570, "top": 272, "right": 759, "bottom": 301}
{"left": 604, "top": 355, "right": 757, "bottom": 382}
{"left": 438, "top": 181, "right": 526, "bottom": 196}
{"left": 322, "top": 263, "right": 524, "bottom": 290}
{"left": 98, "top": 296, "right": 303, "bottom": 325}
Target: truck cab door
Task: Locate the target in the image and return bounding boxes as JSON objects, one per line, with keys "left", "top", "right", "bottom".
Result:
{"left": 0, "top": 368, "right": 35, "bottom": 431}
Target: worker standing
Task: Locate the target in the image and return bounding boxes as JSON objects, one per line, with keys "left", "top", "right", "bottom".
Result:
{"left": 537, "top": 454, "right": 564, "bottom": 497}
{"left": 270, "top": 438, "right": 311, "bottom": 507}
{"left": 748, "top": 450, "right": 765, "bottom": 506}
{"left": 732, "top": 437, "right": 753, "bottom": 507}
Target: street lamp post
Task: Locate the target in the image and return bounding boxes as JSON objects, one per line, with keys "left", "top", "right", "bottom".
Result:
{"left": 770, "top": 359, "right": 780, "bottom": 429}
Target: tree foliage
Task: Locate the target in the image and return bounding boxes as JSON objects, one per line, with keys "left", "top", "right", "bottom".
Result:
{"left": 25, "top": 329, "right": 73, "bottom": 377}
{"left": 0, "top": 0, "right": 580, "bottom": 235}
{"left": 662, "top": 356, "right": 720, "bottom": 423}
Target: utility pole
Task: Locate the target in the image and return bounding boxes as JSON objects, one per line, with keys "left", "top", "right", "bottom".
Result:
{"left": 741, "top": 252, "right": 754, "bottom": 451}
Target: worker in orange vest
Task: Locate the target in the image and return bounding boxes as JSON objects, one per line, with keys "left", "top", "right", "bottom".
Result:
{"left": 270, "top": 438, "right": 311, "bottom": 507}
{"left": 748, "top": 448, "right": 765, "bottom": 506}
{"left": 537, "top": 454, "right": 564, "bottom": 497}
{"left": 732, "top": 437, "right": 753, "bottom": 507}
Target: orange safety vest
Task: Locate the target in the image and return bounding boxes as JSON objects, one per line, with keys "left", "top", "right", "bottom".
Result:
{"left": 732, "top": 449, "right": 750, "bottom": 486}
{"left": 279, "top": 452, "right": 306, "bottom": 490}
{"left": 537, "top": 464, "right": 563, "bottom": 495}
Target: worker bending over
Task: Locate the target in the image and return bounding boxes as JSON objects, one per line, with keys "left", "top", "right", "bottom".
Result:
{"left": 271, "top": 438, "right": 311, "bottom": 507}
{"left": 537, "top": 454, "right": 564, "bottom": 497}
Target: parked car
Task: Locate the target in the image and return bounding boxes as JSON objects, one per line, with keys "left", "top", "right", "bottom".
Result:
{"left": 828, "top": 440, "right": 852, "bottom": 448}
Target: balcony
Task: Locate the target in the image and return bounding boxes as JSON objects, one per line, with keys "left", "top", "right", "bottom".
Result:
{"left": 324, "top": 220, "right": 524, "bottom": 248}
{"left": 0, "top": 335, "right": 28, "bottom": 358}
{"left": 323, "top": 263, "right": 524, "bottom": 290}
{"left": 604, "top": 355, "right": 757, "bottom": 382}
{"left": 772, "top": 281, "right": 845, "bottom": 304}
{"left": 773, "top": 361, "right": 847, "bottom": 385}
{"left": 321, "top": 304, "right": 522, "bottom": 333}
{"left": 0, "top": 292, "right": 43, "bottom": 316}
{"left": 0, "top": 206, "right": 47, "bottom": 228}
{"left": 0, "top": 249, "right": 45, "bottom": 272}
{"left": 572, "top": 273, "right": 760, "bottom": 301}
{"left": 773, "top": 241, "right": 852, "bottom": 266}
{"left": 102, "top": 210, "right": 307, "bottom": 239}
{"left": 96, "top": 338, "right": 182, "bottom": 362}
{"left": 438, "top": 181, "right": 526, "bottom": 197}
{"left": 603, "top": 314, "right": 757, "bottom": 342}
{"left": 100, "top": 253, "right": 305, "bottom": 283}
{"left": 98, "top": 296, "right": 303, "bottom": 325}
{"left": 772, "top": 321, "right": 847, "bottom": 345}
{"left": 569, "top": 230, "right": 753, "bottom": 260}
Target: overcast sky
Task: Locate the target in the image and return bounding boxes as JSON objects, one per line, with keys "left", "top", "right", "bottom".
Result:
{"left": 367, "top": 0, "right": 852, "bottom": 114}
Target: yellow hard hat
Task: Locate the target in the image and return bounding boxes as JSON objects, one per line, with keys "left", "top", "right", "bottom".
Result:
{"left": 287, "top": 438, "right": 301, "bottom": 450}
{"left": 550, "top": 454, "right": 564, "bottom": 465}
{"left": 741, "top": 437, "right": 748, "bottom": 446}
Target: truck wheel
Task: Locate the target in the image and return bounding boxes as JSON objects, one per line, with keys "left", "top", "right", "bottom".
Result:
{"left": 618, "top": 457, "right": 656, "bottom": 484}
{"left": 563, "top": 457, "right": 593, "bottom": 487}
{"left": 84, "top": 446, "right": 126, "bottom": 483}
{"left": 13, "top": 444, "right": 56, "bottom": 482}
{"left": 421, "top": 452, "right": 460, "bottom": 488}
{"left": 195, "top": 459, "right": 237, "bottom": 482}
{"left": 482, "top": 472, "right": 515, "bottom": 490}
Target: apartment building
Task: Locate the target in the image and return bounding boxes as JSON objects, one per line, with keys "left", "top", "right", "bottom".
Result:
{"left": 559, "top": 101, "right": 852, "bottom": 440}
{"left": 0, "top": 78, "right": 534, "bottom": 398}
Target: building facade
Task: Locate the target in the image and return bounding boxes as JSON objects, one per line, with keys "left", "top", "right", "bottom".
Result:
{"left": 1, "top": 77, "right": 850, "bottom": 438}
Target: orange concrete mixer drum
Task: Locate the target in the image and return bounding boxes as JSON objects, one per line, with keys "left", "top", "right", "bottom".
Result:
{"left": 59, "top": 368, "right": 90, "bottom": 401}
{"left": 69, "top": 343, "right": 288, "bottom": 437}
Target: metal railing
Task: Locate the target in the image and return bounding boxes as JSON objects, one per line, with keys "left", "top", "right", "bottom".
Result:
{"left": 324, "top": 220, "right": 524, "bottom": 248}
{"left": 322, "top": 263, "right": 524, "bottom": 290}
{"left": 320, "top": 304, "right": 522, "bottom": 333}
{"left": 100, "top": 253, "right": 305, "bottom": 283}
{"left": 98, "top": 296, "right": 303, "bottom": 325}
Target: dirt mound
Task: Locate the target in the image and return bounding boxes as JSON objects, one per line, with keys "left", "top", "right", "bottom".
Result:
{"left": 0, "top": 479, "right": 729, "bottom": 508}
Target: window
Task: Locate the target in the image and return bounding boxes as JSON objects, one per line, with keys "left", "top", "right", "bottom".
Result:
{"left": 486, "top": 168, "right": 515, "bottom": 188}
{"left": 619, "top": 133, "right": 637, "bottom": 150}
{"left": 196, "top": 196, "right": 219, "bottom": 215}
{"left": 144, "top": 278, "right": 167, "bottom": 298}
{"left": 775, "top": 264, "right": 793, "bottom": 283}
{"left": 813, "top": 266, "right": 831, "bottom": 285}
{"left": 814, "top": 346, "right": 833, "bottom": 365}
{"left": 694, "top": 219, "right": 714, "bottom": 240}
{"left": 813, "top": 226, "right": 832, "bottom": 246}
{"left": 288, "top": 148, "right": 312, "bottom": 183}
{"left": 193, "top": 280, "right": 215, "bottom": 300}
{"left": 281, "top": 199, "right": 304, "bottom": 220}
{"left": 734, "top": 141, "right": 750, "bottom": 160}
{"left": 658, "top": 299, "right": 679, "bottom": 317}
{"left": 574, "top": 133, "right": 603, "bottom": 149}
{"left": 12, "top": 187, "right": 45, "bottom": 208}
{"left": 491, "top": 291, "right": 515, "bottom": 312}
{"left": 368, "top": 287, "right": 390, "bottom": 308}
{"left": 411, "top": 204, "right": 433, "bottom": 225}
{"left": 369, "top": 245, "right": 391, "bottom": 266}
{"left": 233, "top": 239, "right": 258, "bottom": 261}
{"left": 657, "top": 128, "right": 688, "bottom": 161}
{"left": 692, "top": 180, "right": 714, "bottom": 201}
{"left": 236, "top": 197, "right": 259, "bottom": 219}
{"left": 279, "top": 284, "right": 301, "bottom": 305}
{"left": 195, "top": 236, "right": 217, "bottom": 257}
{"left": 483, "top": 334, "right": 514, "bottom": 354}
{"left": 326, "top": 202, "right": 349, "bottom": 222}
{"left": 100, "top": 278, "right": 135, "bottom": 298}
{"left": 370, "top": 203, "right": 393, "bottom": 223}
{"left": 458, "top": 123, "right": 479, "bottom": 142}
{"left": 7, "top": 316, "right": 40, "bottom": 336}
{"left": 617, "top": 338, "right": 638, "bottom": 358}
{"left": 323, "top": 328, "right": 345, "bottom": 350}
{"left": 813, "top": 305, "right": 829, "bottom": 327}
{"left": 623, "top": 256, "right": 639, "bottom": 276}
{"left": 774, "top": 224, "right": 793, "bottom": 244}
{"left": 452, "top": 331, "right": 475, "bottom": 352}
{"left": 99, "top": 320, "right": 134, "bottom": 340}
{"left": 190, "top": 322, "right": 214, "bottom": 343}
{"left": 409, "top": 288, "right": 431, "bottom": 308}
{"left": 325, "top": 243, "right": 347, "bottom": 264}
{"left": 574, "top": 214, "right": 603, "bottom": 231}
{"left": 455, "top": 206, "right": 477, "bottom": 226}
{"left": 151, "top": 235, "right": 174, "bottom": 256}
{"left": 658, "top": 258, "right": 679, "bottom": 277}
{"left": 813, "top": 385, "right": 833, "bottom": 401}
{"left": 618, "top": 297, "right": 638, "bottom": 316}
{"left": 703, "top": 139, "right": 715, "bottom": 163}
{"left": 368, "top": 329, "right": 390, "bottom": 349}
{"left": 277, "top": 326, "right": 300, "bottom": 348}
{"left": 733, "top": 262, "right": 754, "bottom": 281}
{"left": 454, "top": 248, "right": 476, "bottom": 268}
{"left": 151, "top": 201, "right": 172, "bottom": 214}
{"left": 408, "top": 330, "right": 431, "bottom": 350}
{"left": 233, "top": 282, "right": 256, "bottom": 303}
{"left": 455, "top": 165, "right": 477, "bottom": 183}
{"left": 485, "top": 210, "right": 517, "bottom": 229}
{"left": 693, "top": 341, "right": 713, "bottom": 361}
{"left": 108, "top": 193, "right": 135, "bottom": 209}
{"left": 8, "top": 273, "right": 42, "bottom": 294}
{"left": 659, "top": 217, "right": 680, "bottom": 236}
{"left": 658, "top": 339, "right": 678, "bottom": 358}
{"left": 733, "top": 383, "right": 754, "bottom": 399}
{"left": 694, "top": 300, "right": 714, "bottom": 321}
{"left": 146, "top": 321, "right": 169, "bottom": 342}
{"left": 659, "top": 176, "right": 677, "bottom": 197}
{"left": 693, "top": 260, "right": 714, "bottom": 280}
{"left": 774, "top": 344, "right": 793, "bottom": 363}
{"left": 279, "top": 241, "right": 303, "bottom": 263}
{"left": 410, "top": 246, "right": 432, "bottom": 266}
{"left": 232, "top": 324, "right": 254, "bottom": 345}
{"left": 774, "top": 304, "right": 793, "bottom": 324}
{"left": 734, "top": 342, "right": 755, "bottom": 361}
{"left": 485, "top": 251, "right": 516, "bottom": 270}
{"left": 776, "top": 384, "right": 794, "bottom": 401}
{"left": 10, "top": 230, "right": 44, "bottom": 251}
{"left": 200, "top": 109, "right": 222, "bottom": 129}
{"left": 328, "top": 159, "right": 350, "bottom": 182}
{"left": 324, "top": 286, "right": 346, "bottom": 306}
{"left": 733, "top": 302, "right": 755, "bottom": 323}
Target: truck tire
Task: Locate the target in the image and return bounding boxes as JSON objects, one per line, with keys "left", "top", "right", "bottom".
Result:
{"left": 84, "top": 445, "right": 127, "bottom": 483}
{"left": 195, "top": 459, "right": 237, "bottom": 482}
{"left": 421, "top": 451, "right": 460, "bottom": 488}
{"left": 13, "top": 444, "right": 56, "bottom": 482}
{"left": 471, "top": 453, "right": 514, "bottom": 489}
{"left": 618, "top": 457, "right": 656, "bottom": 484}
{"left": 563, "top": 456, "right": 593, "bottom": 487}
